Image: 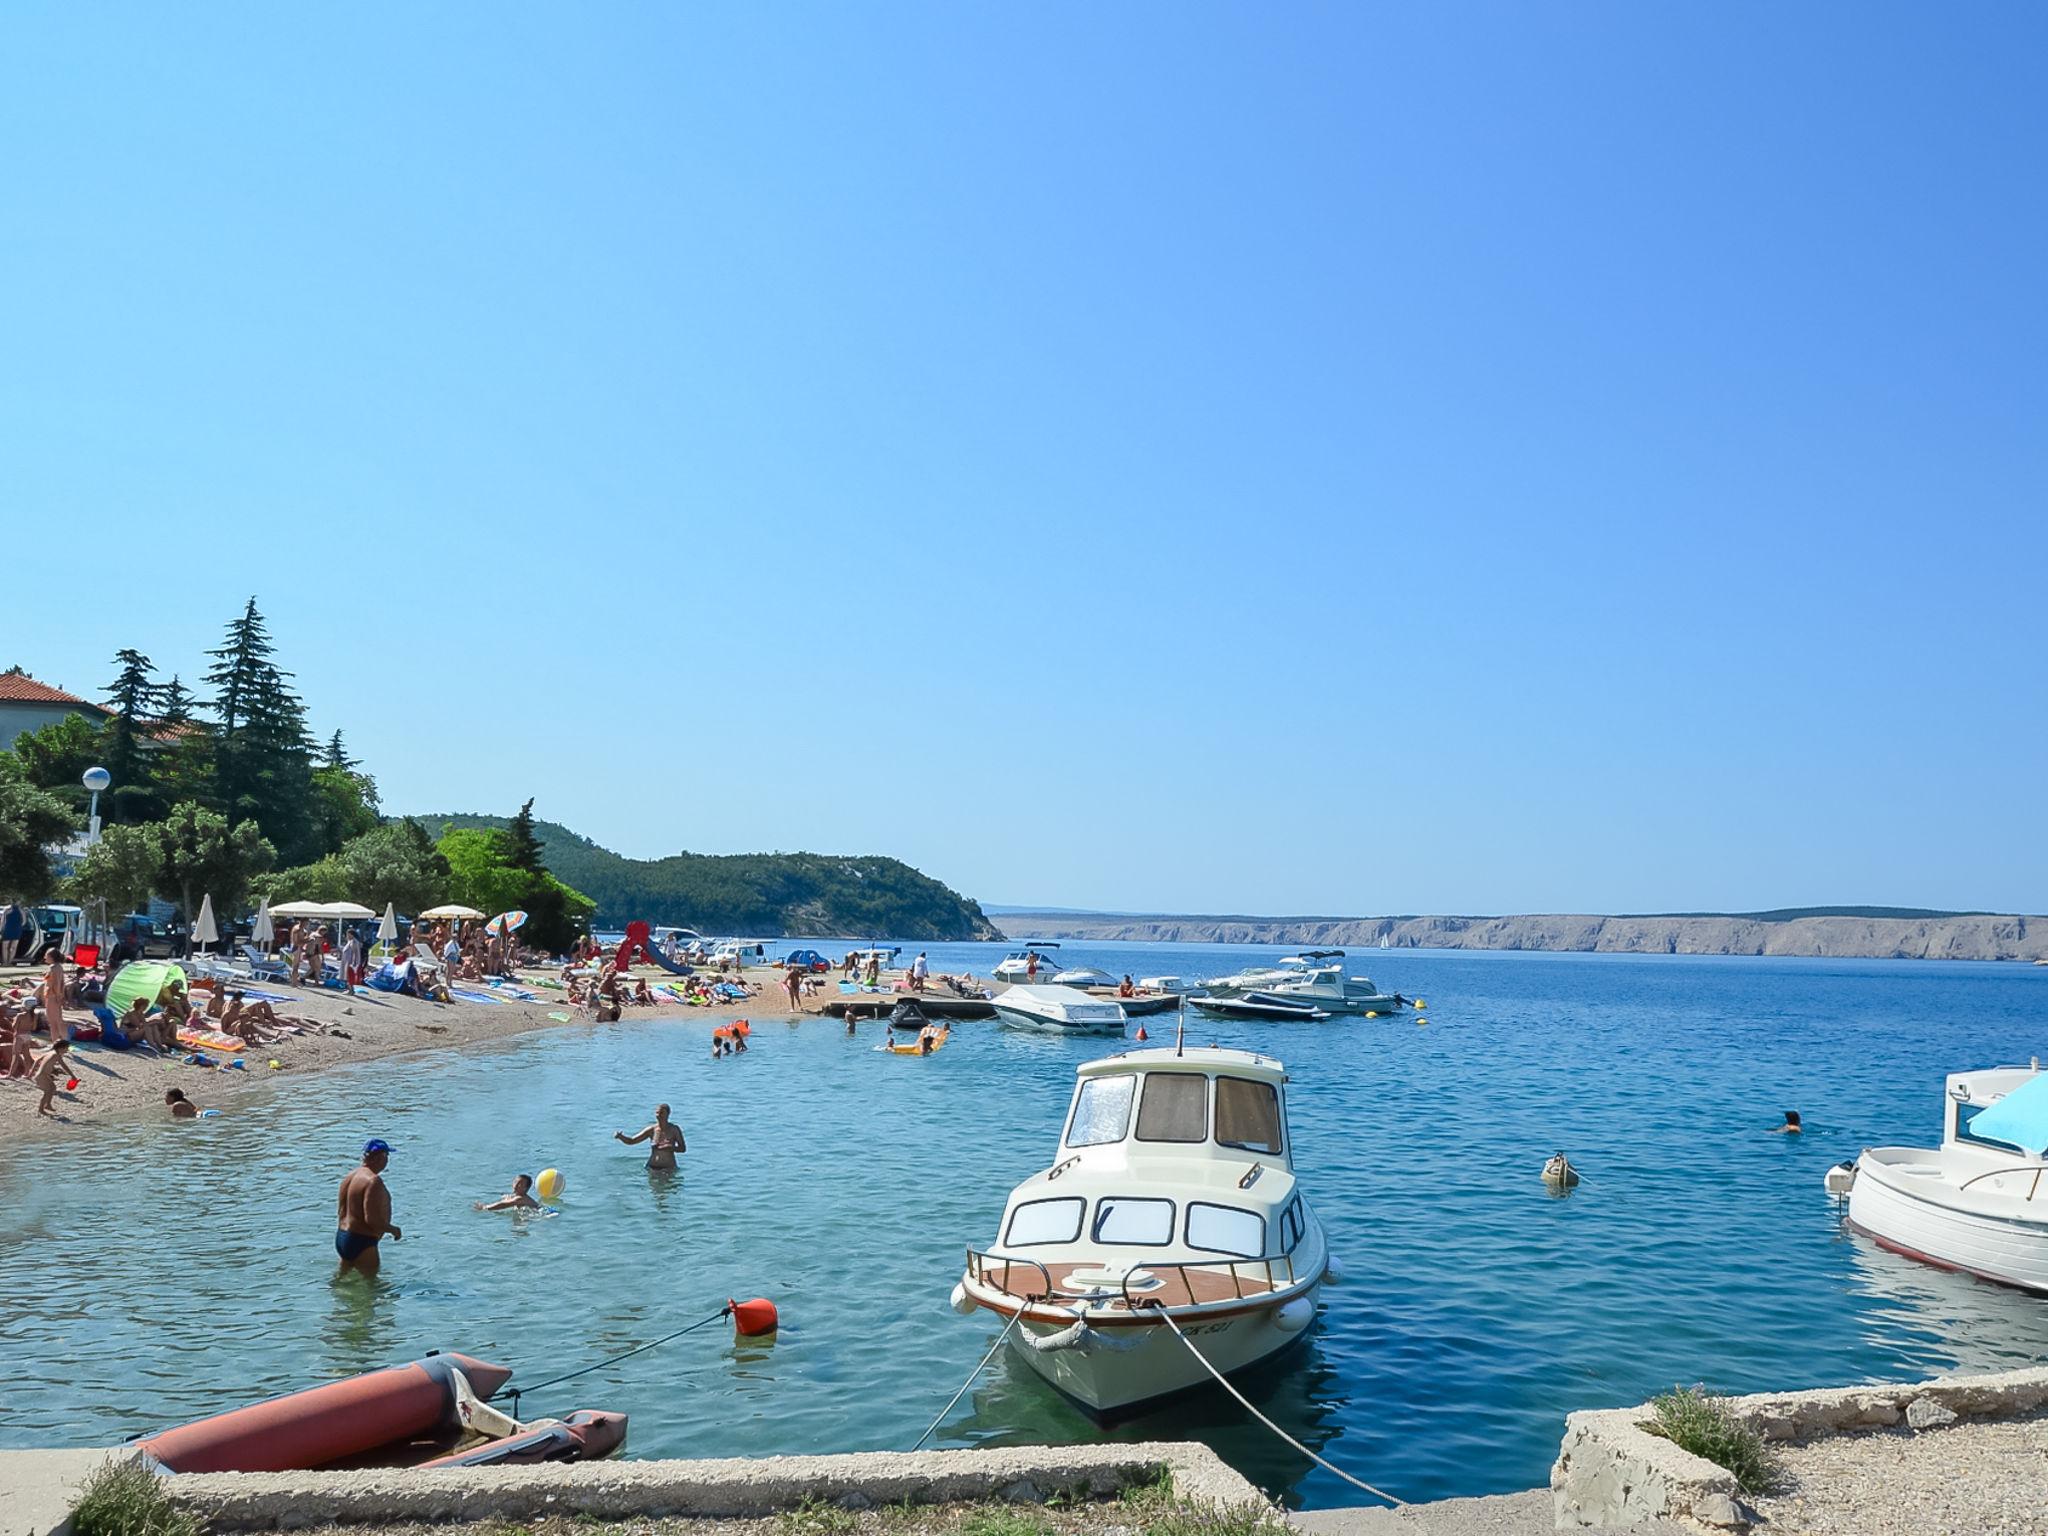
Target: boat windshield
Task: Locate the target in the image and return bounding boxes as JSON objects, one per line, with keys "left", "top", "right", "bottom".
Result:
{"left": 1215, "top": 1077, "right": 1283, "bottom": 1154}
{"left": 1136, "top": 1074, "right": 1207, "bottom": 1143}
{"left": 1067, "top": 1076, "right": 1137, "bottom": 1147}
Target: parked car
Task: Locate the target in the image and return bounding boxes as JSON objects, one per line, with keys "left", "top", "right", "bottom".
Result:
{"left": 779, "top": 948, "right": 833, "bottom": 973}
{"left": 114, "top": 915, "right": 178, "bottom": 959}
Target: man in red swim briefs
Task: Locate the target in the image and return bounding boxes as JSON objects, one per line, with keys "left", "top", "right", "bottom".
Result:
{"left": 336, "top": 1139, "right": 403, "bottom": 1276}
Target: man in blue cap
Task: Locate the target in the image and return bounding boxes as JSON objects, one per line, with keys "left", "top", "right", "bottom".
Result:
{"left": 336, "top": 1138, "right": 403, "bottom": 1276}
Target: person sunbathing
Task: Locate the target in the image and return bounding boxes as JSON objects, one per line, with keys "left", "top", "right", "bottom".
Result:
{"left": 632, "top": 978, "right": 654, "bottom": 1006}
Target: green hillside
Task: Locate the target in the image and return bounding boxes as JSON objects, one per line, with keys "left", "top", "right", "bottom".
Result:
{"left": 413, "top": 814, "right": 1000, "bottom": 941}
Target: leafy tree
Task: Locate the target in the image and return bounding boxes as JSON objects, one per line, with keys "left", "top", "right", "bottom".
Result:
{"left": 101, "top": 649, "right": 167, "bottom": 824}
{"left": 0, "top": 756, "right": 80, "bottom": 900}
{"left": 205, "top": 599, "right": 316, "bottom": 861}
{"left": 63, "top": 823, "right": 163, "bottom": 919}
{"left": 155, "top": 800, "right": 276, "bottom": 923}
{"left": 338, "top": 818, "right": 450, "bottom": 914}
{"left": 308, "top": 765, "right": 381, "bottom": 856}
{"left": 9, "top": 713, "right": 105, "bottom": 814}
{"left": 436, "top": 824, "right": 593, "bottom": 952}
{"left": 252, "top": 855, "right": 351, "bottom": 905}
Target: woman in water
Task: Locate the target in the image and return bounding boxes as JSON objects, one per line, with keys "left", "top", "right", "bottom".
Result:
{"left": 614, "top": 1103, "right": 686, "bottom": 1170}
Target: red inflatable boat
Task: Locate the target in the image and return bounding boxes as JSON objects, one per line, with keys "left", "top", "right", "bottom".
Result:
{"left": 138, "top": 1350, "right": 626, "bottom": 1473}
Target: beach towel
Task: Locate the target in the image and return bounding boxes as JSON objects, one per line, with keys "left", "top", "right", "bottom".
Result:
{"left": 451, "top": 987, "right": 505, "bottom": 1005}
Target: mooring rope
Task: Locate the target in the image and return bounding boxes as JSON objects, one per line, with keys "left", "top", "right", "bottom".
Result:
{"left": 911, "top": 1307, "right": 1026, "bottom": 1450}
{"left": 1152, "top": 1307, "right": 1406, "bottom": 1507}
{"left": 505, "top": 1303, "right": 734, "bottom": 1414}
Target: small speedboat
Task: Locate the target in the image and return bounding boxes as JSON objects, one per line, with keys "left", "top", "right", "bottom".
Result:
{"left": 1052, "top": 966, "right": 1118, "bottom": 989}
{"left": 953, "top": 1046, "right": 1335, "bottom": 1415}
{"left": 1189, "top": 993, "right": 1331, "bottom": 1022}
{"left": 1255, "top": 964, "right": 1406, "bottom": 1015}
{"left": 137, "top": 1350, "right": 626, "bottom": 1472}
{"left": 1833, "top": 1066, "right": 2048, "bottom": 1294}
{"left": 994, "top": 984, "right": 1127, "bottom": 1035}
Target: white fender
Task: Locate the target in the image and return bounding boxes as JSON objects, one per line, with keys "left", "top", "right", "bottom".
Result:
{"left": 1272, "top": 1296, "right": 1315, "bottom": 1333}
{"left": 1322, "top": 1253, "right": 1346, "bottom": 1284}
{"left": 949, "top": 1281, "right": 977, "bottom": 1316}
{"left": 1017, "top": 1316, "right": 1149, "bottom": 1353}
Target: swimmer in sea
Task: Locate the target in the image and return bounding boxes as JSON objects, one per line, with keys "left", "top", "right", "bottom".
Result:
{"left": 1774, "top": 1110, "right": 1803, "bottom": 1134}
{"left": 336, "top": 1139, "right": 403, "bottom": 1276}
{"left": 476, "top": 1173, "right": 540, "bottom": 1211}
{"left": 165, "top": 1088, "right": 199, "bottom": 1119}
{"left": 614, "top": 1102, "right": 686, "bottom": 1170}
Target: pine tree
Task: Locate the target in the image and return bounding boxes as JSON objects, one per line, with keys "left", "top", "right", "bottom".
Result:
{"left": 204, "top": 599, "right": 317, "bottom": 861}
{"left": 503, "top": 798, "right": 547, "bottom": 873}
{"left": 323, "top": 730, "right": 357, "bottom": 771}
{"left": 100, "top": 649, "right": 163, "bottom": 825}
{"left": 157, "top": 675, "right": 194, "bottom": 725}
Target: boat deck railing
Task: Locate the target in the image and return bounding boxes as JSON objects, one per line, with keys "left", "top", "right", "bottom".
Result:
{"left": 965, "top": 1247, "right": 1301, "bottom": 1313}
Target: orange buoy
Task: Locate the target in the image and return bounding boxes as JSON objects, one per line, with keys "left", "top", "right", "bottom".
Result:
{"left": 1134, "top": 1026, "right": 1148, "bottom": 1040}
{"left": 730, "top": 1296, "right": 778, "bottom": 1336}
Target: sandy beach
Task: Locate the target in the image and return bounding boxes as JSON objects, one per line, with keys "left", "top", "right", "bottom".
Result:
{"left": 0, "top": 961, "right": 801, "bottom": 1148}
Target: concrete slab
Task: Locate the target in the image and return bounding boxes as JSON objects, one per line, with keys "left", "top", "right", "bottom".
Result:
{"left": 0, "top": 1448, "right": 140, "bottom": 1536}
{"left": 1291, "top": 1490, "right": 1688, "bottom": 1536}
{"left": 166, "top": 1442, "right": 1262, "bottom": 1530}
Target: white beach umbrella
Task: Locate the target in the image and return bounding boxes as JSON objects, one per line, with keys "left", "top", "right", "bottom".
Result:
{"left": 193, "top": 894, "right": 220, "bottom": 952}
{"left": 377, "top": 902, "right": 399, "bottom": 947}
{"left": 317, "top": 901, "right": 377, "bottom": 920}
{"left": 420, "top": 903, "right": 484, "bottom": 921}
{"left": 267, "top": 900, "right": 328, "bottom": 919}
{"left": 252, "top": 898, "right": 275, "bottom": 950}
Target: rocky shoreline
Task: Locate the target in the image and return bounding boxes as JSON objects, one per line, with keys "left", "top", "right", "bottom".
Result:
{"left": 993, "top": 911, "right": 2047, "bottom": 963}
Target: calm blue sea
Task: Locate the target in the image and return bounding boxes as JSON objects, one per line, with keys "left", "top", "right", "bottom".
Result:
{"left": 4, "top": 942, "right": 2046, "bottom": 1507}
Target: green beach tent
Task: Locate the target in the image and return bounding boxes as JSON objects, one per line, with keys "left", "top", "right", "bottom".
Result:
{"left": 106, "top": 961, "right": 186, "bottom": 1021}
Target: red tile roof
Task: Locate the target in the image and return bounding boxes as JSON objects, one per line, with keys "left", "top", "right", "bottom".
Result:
{"left": 0, "top": 671, "right": 95, "bottom": 707}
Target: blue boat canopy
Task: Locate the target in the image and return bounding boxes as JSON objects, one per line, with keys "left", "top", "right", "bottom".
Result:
{"left": 1965, "top": 1072, "right": 2048, "bottom": 1155}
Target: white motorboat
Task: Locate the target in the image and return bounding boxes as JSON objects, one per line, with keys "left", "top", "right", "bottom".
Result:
{"left": 1190, "top": 992, "right": 1332, "bottom": 1023}
{"left": 1832, "top": 1065, "right": 2048, "bottom": 1294}
{"left": 952, "top": 1046, "right": 1334, "bottom": 1415}
{"left": 1197, "top": 950, "right": 1342, "bottom": 998}
{"left": 1259, "top": 964, "right": 1406, "bottom": 1015}
{"left": 994, "top": 984, "right": 1128, "bottom": 1035}
{"left": 1052, "top": 966, "right": 1118, "bottom": 989}
{"left": 994, "top": 944, "right": 1059, "bottom": 984}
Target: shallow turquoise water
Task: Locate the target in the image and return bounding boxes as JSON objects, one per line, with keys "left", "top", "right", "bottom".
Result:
{"left": 4, "top": 944, "right": 2047, "bottom": 1508}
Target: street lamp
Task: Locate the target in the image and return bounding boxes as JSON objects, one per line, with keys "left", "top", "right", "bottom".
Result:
{"left": 82, "top": 766, "right": 110, "bottom": 846}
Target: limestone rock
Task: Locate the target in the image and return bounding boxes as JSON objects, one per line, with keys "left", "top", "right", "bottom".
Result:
{"left": 1906, "top": 1397, "right": 1959, "bottom": 1430}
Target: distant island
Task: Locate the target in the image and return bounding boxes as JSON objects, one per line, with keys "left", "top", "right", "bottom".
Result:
{"left": 989, "top": 906, "right": 2047, "bottom": 962}
{"left": 419, "top": 814, "right": 1000, "bottom": 941}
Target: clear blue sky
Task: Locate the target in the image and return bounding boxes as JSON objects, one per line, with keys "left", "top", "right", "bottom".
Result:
{"left": 6, "top": 4, "right": 2044, "bottom": 916}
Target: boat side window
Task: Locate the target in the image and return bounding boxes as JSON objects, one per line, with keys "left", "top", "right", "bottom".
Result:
{"left": 1214, "top": 1077, "right": 1283, "bottom": 1155}
{"left": 1136, "top": 1073, "right": 1208, "bottom": 1143}
{"left": 1280, "top": 1196, "right": 1303, "bottom": 1251}
{"left": 1186, "top": 1201, "right": 1267, "bottom": 1259}
{"left": 1092, "top": 1196, "right": 1175, "bottom": 1245}
{"left": 1066, "top": 1075, "right": 1137, "bottom": 1148}
{"left": 1005, "top": 1197, "right": 1085, "bottom": 1246}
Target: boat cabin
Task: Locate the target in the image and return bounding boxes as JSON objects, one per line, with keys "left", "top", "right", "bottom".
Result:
{"left": 1944, "top": 1067, "right": 2048, "bottom": 1163}
{"left": 988, "top": 1048, "right": 1309, "bottom": 1275}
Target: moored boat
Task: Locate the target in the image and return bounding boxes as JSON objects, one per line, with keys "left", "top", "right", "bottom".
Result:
{"left": 1833, "top": 1065, "right": 2048, "bottom": 1294}
{"left": 994, "top": 984, "right": 1127, "bottom": 1035}
{"left": 952, "top": 1046, "right": 1335, "bottom": 1415}
{"left": 1189, "top": 993, "right": 1331, "bottom": 1022}
{"left": 136, "top": 1350, "right": 626, "bottom": 1472}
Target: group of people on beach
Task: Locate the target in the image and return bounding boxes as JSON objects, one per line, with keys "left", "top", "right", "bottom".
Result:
{"left": 3, "top": 954, "right": 77, "bottom": 1114}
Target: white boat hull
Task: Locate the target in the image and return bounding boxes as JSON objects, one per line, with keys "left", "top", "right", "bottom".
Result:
{"left": 1008, "top": 1284, "right": 1321, "bottom": 1415}
{"left": 1846, "top": 1156, "right": 2048, "bottom": 1295}
{"left": 993, "top": 1004, "right": 1126, "bottom": 1035}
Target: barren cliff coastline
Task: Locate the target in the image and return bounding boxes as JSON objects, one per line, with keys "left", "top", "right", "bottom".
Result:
{"left": 991, "top": 910, "right": 2046, "bottom": 962}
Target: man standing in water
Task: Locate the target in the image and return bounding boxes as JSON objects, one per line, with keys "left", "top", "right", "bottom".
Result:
{"left": 336, "top": 1139, "right": 402, "bottom": 1276}
{"left": 614, "top": 1103, "right": 686, "bottom": 1170}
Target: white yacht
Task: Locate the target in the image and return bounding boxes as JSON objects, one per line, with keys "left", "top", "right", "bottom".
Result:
{"left": 952, "top": 1046, "right": 1334, "bottom": 1414}
{"left": 994, "top": 944, "right": 1059, "bottom": 983}
{"left": 1199, "top": 951, "right": 1404, "bottom": 1014}
{"left": 994, "top": 984, "right": 1128, "bottom": 1035}
{"left": 1832, "top": 1065, "right": 2048, "bottom": 1294}
{"left": 1258, "top": 963, "right": 1406, "bottom": 1015}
